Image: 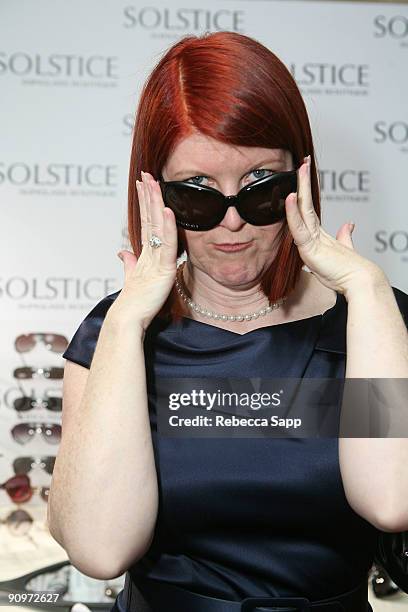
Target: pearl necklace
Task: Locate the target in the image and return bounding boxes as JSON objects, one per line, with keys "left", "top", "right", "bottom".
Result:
{"left": 175, "top": 261, "right": 287, "bottom": 322}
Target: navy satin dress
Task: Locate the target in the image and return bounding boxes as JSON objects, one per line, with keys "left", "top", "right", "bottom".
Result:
{"left": 62, "top": 283, "right": 408, "bottom": 611}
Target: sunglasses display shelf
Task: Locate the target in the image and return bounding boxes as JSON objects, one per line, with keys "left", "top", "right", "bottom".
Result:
{"left": 0, "top": 333, "right": 124, "bottom": 610}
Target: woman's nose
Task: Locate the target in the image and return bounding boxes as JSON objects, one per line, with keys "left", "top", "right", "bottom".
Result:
{"left": 219, "top": 204, "right": 246, "bottom": 231}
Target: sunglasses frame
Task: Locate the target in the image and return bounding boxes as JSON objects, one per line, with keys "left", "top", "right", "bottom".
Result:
{"left": 158, "top": 168, "right": 298, "bottom": 231}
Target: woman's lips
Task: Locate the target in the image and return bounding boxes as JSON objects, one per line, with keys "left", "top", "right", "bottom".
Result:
{"left": 213, "top": 241, "right": 253, "bottom": 252}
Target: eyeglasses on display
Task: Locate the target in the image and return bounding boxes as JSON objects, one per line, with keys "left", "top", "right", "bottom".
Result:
{"left": 11, "top": 423, "right": 61, "bottom": 445}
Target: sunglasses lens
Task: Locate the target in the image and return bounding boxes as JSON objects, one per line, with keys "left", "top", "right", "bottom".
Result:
{"left": 12, "top": 423, "right": 34, "bottom": 444}
{"left": 49, "top": 368, "right": 64, "bottom": 379}
{"left": 239, "top": 172, "right": 297, "bottom": 225}
{"left": 14, "top": 396, "right": 34, "bottom": 412}
{"left": 46, "top": 397, "right": 62, "bottom": 412}
{"left": 6, "top": 509, "right": 33, "bottom": 536}
{"left": 13, "top": 457, "right": 33, "bottom": 474}
{"left": 45, "top": 334, "right": 69, "bottom": 353}
{"left": 44, "top": 456, "right": 56, "bottom": 474}
{"left": 13, "top": 367, "right": 32, "bottom": 379}
{"left": 161, "top": 183, "right": 223, "bottom": 230}
{"left": 43, "top": 424, "right": 62, "bottom": 444}
{"left": 14, "top": 335, "right": 35, "bottom": 353}
{"left": 2, "top": 474, "right": 32, "bottom": 503}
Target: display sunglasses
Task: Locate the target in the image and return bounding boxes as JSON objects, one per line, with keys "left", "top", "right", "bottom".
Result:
{"left": 13, "top": 366, "right": 64, "bottom": 380}
{"left": 13, "top": 393, "right": 62, "bottom": 412}
{"left": 158, "top": 169, "right": 298, "bottom": 231}
{"left": 15, "top": 333, "right": 68, "bottom": 354}
{"left": 13, "top": 455, "right": 56, "bottom": 475}
{"left": 0, "top": 474, "right": 49, "bottom": 503}
{"left": 11, "top": 422, "right": 61, "bottom": 445}
{"left": 0, "top": 508, "right": 35, "bottom": 537}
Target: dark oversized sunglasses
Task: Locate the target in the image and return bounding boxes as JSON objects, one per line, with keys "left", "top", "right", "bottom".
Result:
{"left": 158, "top": 169, "right": 298, "bottom": 231}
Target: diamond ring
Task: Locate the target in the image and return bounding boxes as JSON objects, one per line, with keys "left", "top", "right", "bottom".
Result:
{"left": 149, "top": 234, "right": 163, "bottom": 249}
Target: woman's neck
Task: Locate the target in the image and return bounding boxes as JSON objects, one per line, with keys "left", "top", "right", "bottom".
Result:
{"left": 177, "top": 260, "right": 337, "bottom": 333}
{"left": 181, "top": 260, "right": 274, "bottom": 316}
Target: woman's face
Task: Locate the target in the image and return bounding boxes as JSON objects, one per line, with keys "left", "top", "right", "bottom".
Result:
{"left": 161, "top": 133, "right": 293, "bottom": 288}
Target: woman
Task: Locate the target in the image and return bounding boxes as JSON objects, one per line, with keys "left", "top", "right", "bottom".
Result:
{"left": 48, "top": 31, "right": 408, "bottom": 612}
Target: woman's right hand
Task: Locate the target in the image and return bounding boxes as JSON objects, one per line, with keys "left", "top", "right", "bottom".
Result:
{"left": 113, "top": 171, "right": 178, "bottom": 331}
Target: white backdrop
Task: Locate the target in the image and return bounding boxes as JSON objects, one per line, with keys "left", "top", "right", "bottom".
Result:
{"left": 0, "top": 0, "right": 407, "bottom": 528}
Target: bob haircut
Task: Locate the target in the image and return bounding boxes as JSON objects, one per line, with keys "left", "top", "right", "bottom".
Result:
{"left": 128, "top": 31, "right": 320, "bottom": 323}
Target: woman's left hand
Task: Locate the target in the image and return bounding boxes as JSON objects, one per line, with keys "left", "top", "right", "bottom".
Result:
{"left": 285, "top": 156, "right": 387, "bottom": 298}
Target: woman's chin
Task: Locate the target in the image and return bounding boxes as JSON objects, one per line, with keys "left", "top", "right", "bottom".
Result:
{"left": 211, "top": 263, "right": 258, "bottom": 286}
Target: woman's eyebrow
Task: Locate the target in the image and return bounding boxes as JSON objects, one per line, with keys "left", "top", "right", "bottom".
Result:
{"left": 172, "top": 158, "right": 284, "bottom": 179}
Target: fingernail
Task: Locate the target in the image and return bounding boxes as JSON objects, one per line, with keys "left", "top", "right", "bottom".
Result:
{"left": 117, "top": 251, "right": 124, "bottom": 261}
{"left": 349, "top": 222, "right": 355, "bottom": 233}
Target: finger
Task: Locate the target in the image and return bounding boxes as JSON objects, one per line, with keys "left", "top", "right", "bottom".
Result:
{"left": 137, "top": 180, "right": 148, "bottom": 247}
{"left": 148, "top": 177, "right": 178, "bottom": 265}
{"left": 297, "top": 156, "right": 320, "bottom": 237}
{"left": 161, "top": 205, "right": 178, "bottom": 267}
{"left": 142, "top": 172, "right": 156, "bottom": 256}
{"left": 285, "top": 192, "right": 314, "bottom": 249}
{"left": 118, "top": 249, "right": 138, "bottom": 283}
{"left": 144, "top": 175, "right": 163, "bottom": 261}
{"left": 144, "top": 178, "right": 178, "bottom": 266}
{"left": 145, "top": 172, "right": 163, "bottom": 243}
{"left": 141, "top": 172, "right": 153, "bottom": 242}
{"left": 336, "top": 222, "right": 355, "bottom": 250}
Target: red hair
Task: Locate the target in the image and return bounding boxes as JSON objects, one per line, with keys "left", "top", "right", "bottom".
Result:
{"left": 127, "top": 31, "right": 320, "bottom": 322}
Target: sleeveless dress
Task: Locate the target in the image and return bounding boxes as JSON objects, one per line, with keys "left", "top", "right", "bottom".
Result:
{"left": 62, "top": 283, "right": 408, "bottom": 612}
